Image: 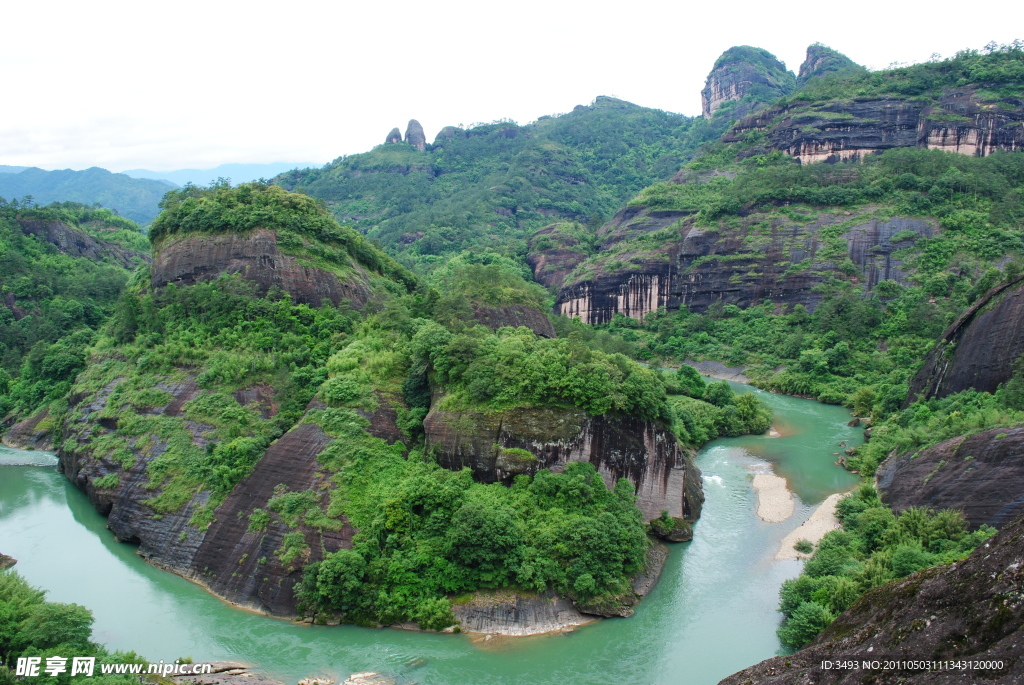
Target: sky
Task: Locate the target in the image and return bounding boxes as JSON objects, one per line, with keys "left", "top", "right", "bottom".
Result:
{"left": 1, "top": 0, "right": 1019, "bottom": 172}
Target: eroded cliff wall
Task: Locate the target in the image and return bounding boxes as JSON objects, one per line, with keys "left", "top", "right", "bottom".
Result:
{"left": 151, "top": 228, "right": 372, "bottom": 309}
{"left": 725, "top": 89, "right": 1024, "bottom": 164}
{"left": 548, "top": 207, "right": 934, "bottom": 323}
{"left": 906, "top": 275, "right": 1024, "bottom": 402}
{"left": 423, "top": 404, "right": 703, "bottom": 522}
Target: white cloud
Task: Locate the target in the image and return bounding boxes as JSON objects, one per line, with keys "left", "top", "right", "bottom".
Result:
{"left": 1, "top": 0, "right": 1017, "bottom": 171}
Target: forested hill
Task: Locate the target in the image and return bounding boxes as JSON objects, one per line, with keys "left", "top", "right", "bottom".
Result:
{"left": 0, "top": 201, "right": 149, "bottom": 424}
{"left": 0, "top": 167, "right": 175, "bottom": 224}
{"left": 273, "top": 96, "right": 732, "bottom": 270}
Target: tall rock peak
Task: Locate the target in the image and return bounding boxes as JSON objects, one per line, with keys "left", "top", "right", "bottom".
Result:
{"left": 700, "top": 45, "right": 796, "bottom": 119}
{"left": 796, "top": 43, "right": 863, "bottom": 87}
{"left": 385, "top": 127, "right": 402, "bottom": 144}
{"left": 404, "top": 119, "right": 427, "bottom": 152}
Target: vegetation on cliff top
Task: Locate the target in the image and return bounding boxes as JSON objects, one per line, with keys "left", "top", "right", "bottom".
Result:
{"left": 150, "top": 181, "right": 417, "bottom": 290}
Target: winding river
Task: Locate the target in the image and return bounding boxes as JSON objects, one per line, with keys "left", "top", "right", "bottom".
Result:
{"left": 0, "top": 382, "right": 859, "bottom": 685}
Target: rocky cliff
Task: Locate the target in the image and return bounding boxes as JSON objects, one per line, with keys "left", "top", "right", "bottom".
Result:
{"left": 471, "top": 304, "right": 556, "bottom": 338}
{"left": 384, "top": 127, "right": 402, "bottom": 144}
{"left": 877, "top": 426, "right": 1024, "bottom": 530}
{"left": 0, "top": 408, "right": 54, "bottom": 450}
{"left": 548, "top": 204, "right": 935, "bottom": 323}
{"left": 720, "top": 512, "right": 1024, "bottom": 684}
{"left": 906, "top": 275, "right": 1024, "bottom": 403}
{"left": 725, "top": 88, "right": 1024, "bottom": 164}
{"left": 701, "top": 46, "right": 795, "bottom": 119}
{"left": 58, "top": 378, "right": 364, "bottom": 615}
{"left": 151, "top": 228, "right": 372, "bottom": 309}
{"left": 16, "top": 218, "right": 148, "bottom": 268}
{"left": 424, "top": 404, "right": 703, "bottom": 522}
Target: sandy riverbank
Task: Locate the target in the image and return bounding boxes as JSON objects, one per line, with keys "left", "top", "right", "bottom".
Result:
{"left": 751, "top": 474, "right": 794, "bottom": 522}
{"left": 684, "top": 360, "right": 751, "bottom": 384}
{"left": 775, "top": 493, "right": 844, "bottom": 560}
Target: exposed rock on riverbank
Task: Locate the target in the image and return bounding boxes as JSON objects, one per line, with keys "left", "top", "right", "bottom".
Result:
{"left": 1, "top": 408, "right": 54, "bottom": 451}
{"left": 0, "top": 554, "right": 16, "bottom": 570}
{"left": 877, "top": 425, "right": 1024, "bottom": 530}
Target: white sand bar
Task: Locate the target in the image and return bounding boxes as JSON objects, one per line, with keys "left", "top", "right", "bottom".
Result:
{"left": 775, "top": 492, "right": 844, "bottom": 561}
{"left": 751, "top": 473, "right": 794, "bottom": 522}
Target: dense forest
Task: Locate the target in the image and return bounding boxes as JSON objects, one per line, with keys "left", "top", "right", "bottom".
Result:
{"left": 275, "top": 96, "right": 734, "bottom": 272}
{"left": 0, "top": 169, "right": 174, "bottom": 224}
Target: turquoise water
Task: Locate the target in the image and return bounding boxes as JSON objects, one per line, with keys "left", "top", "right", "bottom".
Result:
{"left": 0, "top": 385, "right": 860, "bottom": 685}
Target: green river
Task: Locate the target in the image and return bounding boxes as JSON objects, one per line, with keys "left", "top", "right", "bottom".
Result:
{"left": 0, "top": 383, "right": 860, "bottom": 685}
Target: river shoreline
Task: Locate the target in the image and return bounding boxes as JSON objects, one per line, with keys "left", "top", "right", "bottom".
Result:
{"left": 775, "top": 493, "right": 845, "bottom": 560}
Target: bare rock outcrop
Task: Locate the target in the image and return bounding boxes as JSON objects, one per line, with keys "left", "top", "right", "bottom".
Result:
{"left": 384, "top": 127, "right": 402, "bottom": 144}
{"left": 424, "top": 404, "right": 703, "bottom": 522}
{"left": 719, "top": 512, "right": 1024, "bottom": 684}
{"left": 452, "top": 590, "right": 592, "bottom": 635}
{"left": 58, "top": 377, "right": 365, "bottom": 616}
{"left": 701, "top": 46, "right": 795, "bottom": 119}
{"left": 404, "top": 119, "right": 427, "bottom": 152}
{"left": 16, "top": 218, "right": 148, "bottom": 268}
{"left": 906, "top": 274, "right": 1024, "bottom": 403}
{"left": 725, "top": 88, "right": 1024, "bottom": 164}
{"left": 551, "top": 207, "right": 934, "bottom": 323}
{"left": 1, "top": 408, "right": 54, "bottom": 450}
{"left": 151, "top": 228, "right": 372, "bottom": 309}
{"left": 877, "top": 425, "right": 1024, "bottom": 530}
{"left": 471, "top": 304, "right": 556, "bottom": 338}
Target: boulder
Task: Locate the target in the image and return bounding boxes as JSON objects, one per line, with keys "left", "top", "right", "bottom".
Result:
{"left": 877, "top": 425, "right": 1024, "bottom": 530}
{"left": 384, "top": 127, "right": 402, "bottom": 144}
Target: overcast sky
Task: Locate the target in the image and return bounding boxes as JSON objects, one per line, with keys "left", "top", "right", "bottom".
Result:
{"left": 2, "top": 0, "right": 1018, "bottom": 172}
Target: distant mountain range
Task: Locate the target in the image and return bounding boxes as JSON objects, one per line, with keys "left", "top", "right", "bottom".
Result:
{"left": 0, "top": 162, "right": 314, "bottom": 224}
{"left": 122, "top": 162, "right": 314, "bottom": 187}
{"left": 0, "top": 167, "right": 174, "bottom": 224}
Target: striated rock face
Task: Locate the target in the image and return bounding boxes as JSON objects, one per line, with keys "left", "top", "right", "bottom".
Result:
{"left": 552, "top": 207, "right": 934, "bottom": 323}
{"left": 1, "top": 408, "right": 54, "bottom": 450}
{"left": 877, "top": 426, "right": 1024, "bottom": 530}
{"left": 16, "top": 218, "right": 149, "bottom": 268}
{"left": 525, "top": 223, "right": 593, "bottom": 290}
{"left": 472, "top": 304, "right": 556, "bottom": 338}
{"left": 725, "top": 88, "right": 1024, "bottom": 164}
{"left": 701, "top": 46, "right": 795, "bottom": 119}
{"left": 58, "top": 378, "right": 358, "bottom": 616}
{"left": 404, "top": 119, "right": 427, "bottom": 152}
{"left": 906, "top": 275, "right": 1024, "bottom": 403}
{"left": 719, "top": 512, "right": 1024, "bottom": 685}
{"left": 452, "top": 590, "right": 592, "bottom": 635}
{"left": 424, "top": 404, "right": 703, "bottom": 522}
{"left": 151, "top": 228, "right": 372, "bottom": 309}
{"left": 796, "top": 44, "right": 862, "bottom": 88}
{"left": 384, "top": 127, "right": 402, "bottom": 144}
